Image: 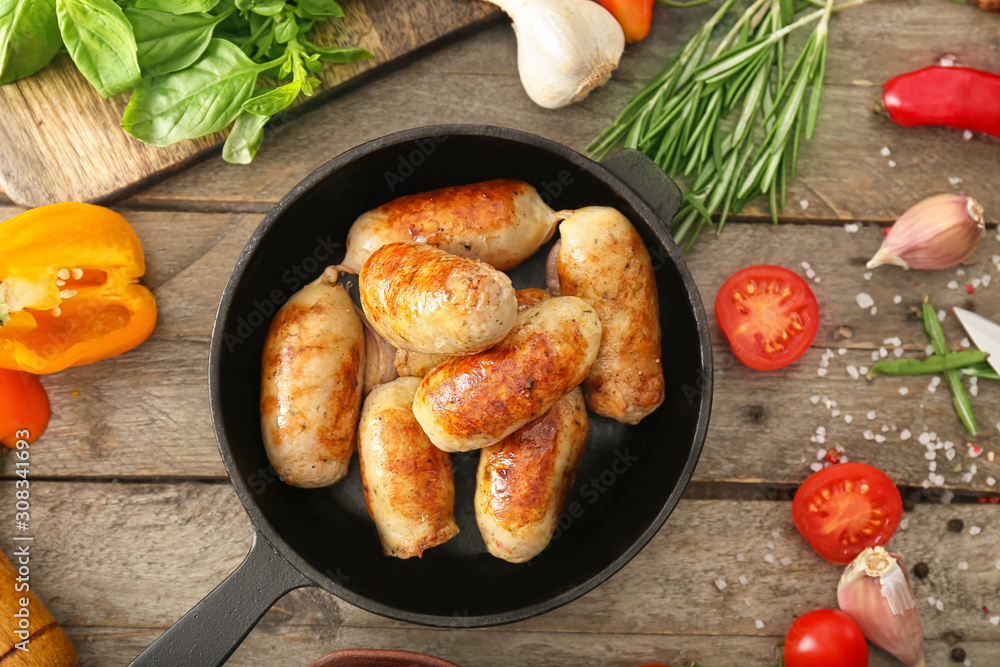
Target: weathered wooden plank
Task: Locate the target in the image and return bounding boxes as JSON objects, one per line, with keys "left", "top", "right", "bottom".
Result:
{"left": 4, "top": 482, "right": 997, "bottom": 647}
{"left": 4, "top": 210, "right": 999, "bottom": 486}
{"left": 69, "top": 626, "right": 1000, "bottom": 667}
{"left": 116, "top": 0, "right": 1000, "bottom": 223}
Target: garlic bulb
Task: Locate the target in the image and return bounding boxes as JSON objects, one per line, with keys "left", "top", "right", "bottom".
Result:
{"left": 838, "top": 547, "right": 925, "bottom": 667}
{"left": 490, "top": 0, "right": 625, "bottom": 109}
{"left": 867, "top": 193, "right": 985, "bottom": 270}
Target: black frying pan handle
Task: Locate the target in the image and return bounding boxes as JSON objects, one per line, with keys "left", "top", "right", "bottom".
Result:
{"left": 600, "top": 149, "right": 683, "bottom": 230}
{"left": 129, "top": 529, "right": 313, "bottom": 667}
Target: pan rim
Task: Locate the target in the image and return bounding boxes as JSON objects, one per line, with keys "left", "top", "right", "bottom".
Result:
{"left": 207, "top": 123, "right": 714, "bottom": 627}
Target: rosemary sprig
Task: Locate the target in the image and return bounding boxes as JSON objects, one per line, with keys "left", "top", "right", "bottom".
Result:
{"left": 590, "top": 0, "right": 859, "bottom": 250}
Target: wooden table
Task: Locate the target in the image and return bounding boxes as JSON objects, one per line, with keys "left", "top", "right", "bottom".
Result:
{"left": 2, "top": 1, "right": 999, "bottom": 664}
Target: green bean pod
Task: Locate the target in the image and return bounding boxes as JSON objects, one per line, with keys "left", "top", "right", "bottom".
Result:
{"left": 922, "top": 300, "right": 978, "bottom": 435}
{"left": 866, "top": 350, "right": 988, "bottom": 379}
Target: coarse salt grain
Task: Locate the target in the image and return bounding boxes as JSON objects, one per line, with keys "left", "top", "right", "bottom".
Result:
{"left": 893, "top": 295, "right": 902, "bottom": 304}
{"left": 816, "top": 449, "right": 826, "bottom": 460}
{"left": 867, "top": 410, "right": 876, "bottom": 419}
{"left": 964, "top": 129, "right": 974, "bottom": 140}
{"left": 925, "top": 451, "right": 936, "bottom": 460}
{"left": 871, "top": 306, "right": 878, "bottom": 315}
{"left": 946, "top": 449, "right": 956, "bottom": 461}
{"left": 929, "top": 461, "right": 937, "bottom": 472}
{"left": 755, "top": 620, "right": 764, "bottom": 629}
{"left": 948, "top": 176, "right": 963, "bottom": 185}
{"left": 817, "top": 368, "right": 827, "bottom": 377}
{"left": 838, "top": 348, "right": 847, "bottom": 355}
{"left": 864, "top": 272, "right": 873, "bottom": 280}
{"left": 767, "top": 541, "right": 775, "bottom": 550}
{"left": 806, "top": 268, "right": 816, "bottom": 279}
{"left": 715, "top": 579, "right": 727, "bottom": 591}
{"left": 962, "top": 337, "right": 971, "bottom": 348}
{"left": 800, "top": 199, "right": 809, "bottom": 210}
{"left": 918, "top": 432, "right": 931, "bottom": 445}
{"left": 764, "top": 554, "right": 775, "bottom": 563}
{"left": 984, "top": 274, "right": 992, "bottom": 287}
{"left": 739, "top": 575, "right": 749, "bottom": 585}
{"left": 860, "top": 366, "right": 869, "bottom": 375}
{"left": 810, "top": 395, "right": 820, "bottom": 404}
{"left": 899, "top": 516, "right": 910, "bottom": 530}
{"left": 936, "top": 600, "right": 944, "bottom": 611}
{"left": 988, "top": 477, "right": 996, "bottom": 486}
{"left": 864, "top": 430, "right": 875, "bottom": 440}
{"left": 879, "top": 347, "right": 888, "bottom": 358}
{"left": 895, "top": 348, "right": 904, "bottom": 358}
{"left": 772, "top": 531, "right": 780, "bottom": 539}
{"left": 810, "top": 463, "right": 823, "bottom": 472}
{"left": 888, "top": 160, "right": 897, "bottom": 168}
{"left": 925, "top": 345, "right": 935, "bottom": 356}
{"left": 928, "top": 596, "right": 937, "bottom": 605}
{"left": 871, "top": 350, "right": 880, "bottom": 361}
{"left": 816, "top": 426, "right": 826, "bottom": 436}
{"left": 856, "top": 293, "right": 875, "bottom": 309}
{"left": 948, "top": 280, "right": 960, "bottom": 289}
{"left": 901, "top": 429, "right": 911, "bottom": 440}
{"left": 970, "top": 526, "right": 982, "bottom": 536}
{"left": 958, "top": 561, "right": 969, "bottom": 570}
{"left": 880, "top": 146, "right": 891, "bottom": 156}
{"left": 875, "top": 435, "right": 886, "bottom": 443}
{"left": 736, "top": 553, "right": 745, "bottom": 561}
{"left": 844, "top": 415, "right": 853, "bottom": 424}
{"left": 831, "top": 409, "right": 841, "bottom": 417}
{"left": 801, "top": 261, "right": 811, "bottom": 270}
{"left": 847, "top": 365, "right": 859, "bottom": 379}
{"left": 992, "top": 617, "right": 1000, "bottom": 626}
{"left": 932, "top": 377, "right": 941, "bottom": 387}
{"left": 844, "top": 223, "right": 859, "bottom": 233}
{"left": 938, "top": 309, "right": 946, "bottom": 322}
{"left": 745, "top": 597, "right": 753, "bottom": 606}
{"left": 779, "top": 557, "right": 792, "bottom": 566}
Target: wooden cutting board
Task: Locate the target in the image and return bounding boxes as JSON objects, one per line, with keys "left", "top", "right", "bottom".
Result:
{"left": 0, "top": 0, "right": 500, "bottom": 208}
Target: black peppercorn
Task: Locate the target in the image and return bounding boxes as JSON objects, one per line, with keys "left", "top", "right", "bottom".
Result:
{"left": 948, "top": 518, "right": 964, "bottom": 532}
{"left": 902, "top": 497, "right": 915, "bottom": 512}
{"left": 950, "top": 647, "right": 966, "bottom": 662}
{"left": 913, "top": 562, "right": 930, "bottom": 579}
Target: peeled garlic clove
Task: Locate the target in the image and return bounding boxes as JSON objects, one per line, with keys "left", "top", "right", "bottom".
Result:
{"left": 838, "top": 546, "right": 925, "bottom": 667}
{"left": 867, "top": 193, "right": 985, "bottom": 270}
{"left": 490, "top": 0, "right": 625, "bottom": 109}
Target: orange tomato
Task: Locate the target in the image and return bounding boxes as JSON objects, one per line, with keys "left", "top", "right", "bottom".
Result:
{"left": 0, "top": 369, "right": 50, "bottom": 446}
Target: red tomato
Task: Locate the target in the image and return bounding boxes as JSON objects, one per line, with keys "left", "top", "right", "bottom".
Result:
{"left": 784, "top": 609, "right": 868, "bottom": 667}
{"left": 0, "top": 369, "right": 50, "bottom": 447}
{"left": 793, "top": 462, "right": 902, "bottom": 564}
{"left": 714, "top": 265, "right": 819, "bottom": 371}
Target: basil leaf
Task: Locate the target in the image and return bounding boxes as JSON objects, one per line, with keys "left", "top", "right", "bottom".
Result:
{"left": 122, "top": 38, "right": 261, "bottom": 146}
{"left": 0, "top": 0, "right": 62, "bottom": 84}
{"left": 222, "top": 108, "right": 268, "bottom": 164}
{"left": 310, "top": 44, "right": 372, "bottom": 64}
{"left": 235, "top": 0, "right": 283, "bottom": 16}
{"left": 295, "top": 0, "right": 342, "bottom": 17}
{"left": 126, "top": 8, "right": 226, "bottom": 77}
{"left": 134, "top": 0, "right": 219, "bottom": 13}
{"left": 242, "top": 79, "right": 298, "bottom": 115}
{"left": 56, "top": 0, "right": 141, "bottom": 97}
{"left": 272, "top": 13, "right": 295, "bottom": 43}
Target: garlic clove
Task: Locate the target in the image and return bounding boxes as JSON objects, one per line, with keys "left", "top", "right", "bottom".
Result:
{"left": 838, "top": 546, "right": 925, "bottom": 667}
{"left": 491, "top": 0, "right": 625, "bottom": 109}
{"left": 867, "top": 193, "right": 985, "bottom": 270}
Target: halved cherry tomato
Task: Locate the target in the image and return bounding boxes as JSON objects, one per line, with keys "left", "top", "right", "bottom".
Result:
{"left": 792, "top": 462, "right": 902, "bottom": 564}
{"left": 0, "top": 368, "right": 50, "bottom": 447}
{"left": 784, "top": 609, "right": 868, "bottom": 667}
{"left": 714, "top": 265, "right": 819, "bottom": 371}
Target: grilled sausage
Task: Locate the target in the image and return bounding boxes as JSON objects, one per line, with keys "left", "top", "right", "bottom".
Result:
{"left": 475, "top": 388, "right": 588, "bottom": 563}
{"left": 260, "top": 266, "right": 363, "bottom": 488}
{"left": 358, "top": 377, "right": 459, "bottom": 558}
{"left": 393, "top": 288, "right": 553, "bottom": 378}
{"left": 339, "top": 180, "right": 562, "bottom": 273}
{"left": 413, "top": 296, "right": 602, "bottom": 452}
{"left": 556, "top": 206, "right": 665, "bottom": 424}
{"left": 360, "top": 242, "right": 518, "bottom": 355}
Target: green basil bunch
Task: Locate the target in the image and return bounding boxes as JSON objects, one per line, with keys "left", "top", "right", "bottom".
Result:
{"left": 0, "top": 0, "right": 372, "bottom": 163}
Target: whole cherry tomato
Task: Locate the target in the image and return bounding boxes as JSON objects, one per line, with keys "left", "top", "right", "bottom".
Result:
{"left": 714, "top": 265, "right": 819, "bottom": 371}
{"left": 784, "top": 609, "right": 868, "bottom": 667}
{"left": 0, "top": 368, "right": 50, "bottom": 446}
{"left": 792, "top": 462, "right": 902, "bottom": 564}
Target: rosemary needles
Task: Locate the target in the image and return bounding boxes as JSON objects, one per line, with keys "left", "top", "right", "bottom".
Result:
{"left": 590, "top": 0, "right": 859, "bottom": 250}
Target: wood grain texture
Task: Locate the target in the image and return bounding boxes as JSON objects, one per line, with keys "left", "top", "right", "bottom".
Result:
{"left": 0, "top": 481, "right": 995, "bottom": 664}
{"left": 2, "top": 207, "right": 997, "bottom": 489}
{"left": 0, "top": 0, "right": 499, "bottom": 208}
{"left": 106, "top": 0, "right": 1000, "bottom": 224}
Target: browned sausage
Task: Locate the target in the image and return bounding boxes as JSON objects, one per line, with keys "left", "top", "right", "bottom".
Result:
{"left": 358, "top": 377, "right": 459, "bottom": 558}
{"left": 260, "top": 267, "right": 363, "bottom": 487}
{"left": 412, "top": 296, "right": 602, "bottom": 452}
{"left": 556, "top": 207, "right": 664, "bottom": 424}
{"left": 360, "top": 242, "right": 518, "bottom": 355}
{"left": 393, "top": 288, "right": 553, "bottom": 378}
{"left": 339, "top": 180, "right": 562, "bottom": 273}
{"left": 475, "top": 388, "right": 588, "bottom": 563}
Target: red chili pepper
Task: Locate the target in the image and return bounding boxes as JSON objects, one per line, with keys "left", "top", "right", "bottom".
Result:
{"left": 598, "top": 0, "right": 655, "bottom": 43}
{"left": 825, "top": 448, "right": 842, "bottom": 464}
{"left": 882, "top": 66, "right": 1000, "bottom": 138}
